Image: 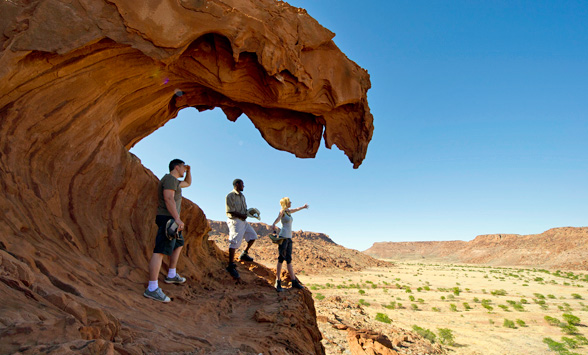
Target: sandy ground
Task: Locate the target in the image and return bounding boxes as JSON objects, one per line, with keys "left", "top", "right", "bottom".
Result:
{"left": 300, "top": 260, "right": 588, "bottom": 355}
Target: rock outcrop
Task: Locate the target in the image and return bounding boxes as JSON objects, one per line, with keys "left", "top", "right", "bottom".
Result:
{"left": 0, "top": 0, "right": 372, "bottom": 353}
{"left": 208, "top": 220, "right": 391, "bottom": 275}
{"left": 365, "top": 227, "right": 588, "bottom": 270}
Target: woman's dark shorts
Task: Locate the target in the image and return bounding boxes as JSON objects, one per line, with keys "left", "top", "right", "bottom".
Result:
{"left": 278, "top": 238, "right": 293, "bottom": 264}
{"left": 153, "top": 215, "right": 184, "bottom": 256}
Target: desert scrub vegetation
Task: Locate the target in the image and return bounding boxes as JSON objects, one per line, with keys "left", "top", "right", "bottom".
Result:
{"left": 503, "top": 319, "right": 516, "bottom": 329}
{"left": 314, "top": 293, "right": 325, "bottom": 300}
{"left": 463, "top": 302, "right": 472, "bottom": 310}
{"left": 571, "top": 293, "right": 583, "bottom": 300}
{"left": 412, "top": 325, "right": 437, "bottom": 343}
{"left": 437, "top": 328, "right": 455, "bottom": 346}
{"left": 542, "top": 336, "right": 586, "bottom": 355}
{"left": 516, "top": 319, "right": 527, "bottom": 327}
{"left": 562, "top": 313, "right": 581, "bottom": 326}
{"left": 358, "top": 299, "right": 371, "bottom": 306}
{"left": 375, "top": 312, "right": 391, "bottom": 324}
{"left": 491, "top": 289, "right": 507, "bottom": 296}
{"left": 382, "top": 301, "right": 396, "bottom": 309}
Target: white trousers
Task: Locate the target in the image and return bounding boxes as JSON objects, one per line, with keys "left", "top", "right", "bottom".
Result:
{"left": 227, "top": 218, "right": 257, "bottom": 249}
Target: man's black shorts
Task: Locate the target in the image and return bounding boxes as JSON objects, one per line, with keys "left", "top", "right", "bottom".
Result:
{"left": 153, "top": 215, "right": 184, "bottom": 255}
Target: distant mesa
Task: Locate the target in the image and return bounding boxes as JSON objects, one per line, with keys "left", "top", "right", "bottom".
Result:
{"left": 0, "top": 0, "right": 372, "bottom": 353}
{"left": 364, "top": 227, "right": 588, "bottom": 270}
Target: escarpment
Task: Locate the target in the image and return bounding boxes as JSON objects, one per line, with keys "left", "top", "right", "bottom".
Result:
{"left": 0, "top": 0, "right": 372, "bottom": 353}
{"left": 365, "top": 227, "right": 588, "bottom": 270}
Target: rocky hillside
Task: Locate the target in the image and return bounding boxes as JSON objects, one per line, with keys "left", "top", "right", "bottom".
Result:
{"left": 0, "top": 0, "right": 373, "bottom": 353}
{"left": 365, "top": 227, "right": 588, "bottom": 270}
{"left": 208, "top": 220, "right": 391, "bottom": 275}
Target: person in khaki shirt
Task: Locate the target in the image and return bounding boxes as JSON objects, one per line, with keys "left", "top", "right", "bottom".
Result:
{"left": 225, "top": 179, "right": 257, "bottom": 279}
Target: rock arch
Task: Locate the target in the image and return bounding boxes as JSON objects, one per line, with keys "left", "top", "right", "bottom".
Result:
{"left": 0, "top": 1, "right": 372, "bottom": 353}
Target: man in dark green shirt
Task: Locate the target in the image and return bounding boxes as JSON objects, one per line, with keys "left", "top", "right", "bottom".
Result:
{"left": 143, "top": 159, "right": 191, "bottom": 302}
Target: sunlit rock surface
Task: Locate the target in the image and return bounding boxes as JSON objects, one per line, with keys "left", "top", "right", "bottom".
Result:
{"left": 0, "top": 0, "right": 373, "bottom": 353}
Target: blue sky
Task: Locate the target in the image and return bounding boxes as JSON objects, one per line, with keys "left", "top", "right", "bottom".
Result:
{"left": 131, "top": 0, "right": 588, "bottom": 251}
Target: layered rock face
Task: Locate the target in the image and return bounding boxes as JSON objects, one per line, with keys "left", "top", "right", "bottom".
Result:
{"left": 0, "top": 0, "right": 372, "bottom": 353}
{"left": 365, "top": 227, "right": 588, "bottom": 270}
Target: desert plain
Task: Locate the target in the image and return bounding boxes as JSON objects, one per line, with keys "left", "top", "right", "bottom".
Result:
{"left": 299, "top": 260, "right": 588, "bottom": 355}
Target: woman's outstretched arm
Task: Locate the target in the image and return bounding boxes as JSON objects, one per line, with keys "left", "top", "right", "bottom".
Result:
{"left": 289, "top": 204, "right": 309, "bottom": 214}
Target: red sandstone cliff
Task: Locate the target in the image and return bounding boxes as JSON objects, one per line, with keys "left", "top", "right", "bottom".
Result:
{"left": 365, "top": 227, "right": 588, "bottom": 270}
{"left": 0, "top": 1, "right": 373, "bottom": 353}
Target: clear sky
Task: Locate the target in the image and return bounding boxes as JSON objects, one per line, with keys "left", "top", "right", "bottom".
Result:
{"left": 130, "top": 0, "right": 588, "bottom": 251}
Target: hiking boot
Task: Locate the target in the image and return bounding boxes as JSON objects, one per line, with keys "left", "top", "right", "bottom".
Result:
{"left": 291, "top": 278, "right": 304, "bottom": 289}
{"left": 226, "top": 263, "right": 240, "bottom": 279}
{"left": 275, "top": 279, "right": 284, "bottom": 292}
{"left": 239, "top": 252, "right": 254, "bottom": 262}
{"left": 143, "top": 287, "right": 171, "bottom": 302}
{"left": 164, "top": 274, "right": 186, "bottom": 284}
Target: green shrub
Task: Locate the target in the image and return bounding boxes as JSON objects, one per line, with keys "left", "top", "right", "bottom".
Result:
{"left": 533, "top": 293, "right": 545, "bottom": 299}
{"left": 543, "top": 337, "right": 566, "bottom": 352}
{"left": 375, "top": 313, "right": 391, "bottom": 323}
{"left": 562, "top": 313, "right": 580, "bottom": 326}
{"left": 498, "top": 305, "right": 510, "bottom": 311}
{"left": 560, "top": 323, "right": 578, "bottom": 335}
{"left": 432, "top": 307, "right": 441, "bottom": 312}
{"left": 463, "top": 302, "right": 472, "bottom": 310}
{"left": 520, "top": 298, "right": 528, "bottom": 304}
{"left": 547, "top": 294, "right": 556, "bottom": 299}
{"left": 473, "top": 297, "right": 480, "bottom": 303}
{"left": 412, "top": 325, "right": 436, "bottom": 343}
{"left": 545, "top": 316, "right": 561, "bottom": 326}
{"left": 503, "top": 319, "right": 516, "bottom": 328}
{"left": 358, "top": 289, "right": 365, "bottom": 295}
{"left": 449, "top": 304, "right": 458, "bottom": 312}
{"left": 571, "top": 293, "right": 583, "bottom": 299}
{"left": 515, "top": 319, "right": 526, "bottom": 327}
{"left": 315, "top": 293, "right": 325, "bottom": 300}
{"left": 437, "top": 328, "right": 455, "bottom": 346}
{"left": 409, "top": 295, "right": 415, "bottom": 302}
{"left": 358, "top": 299, "right": 370, "bottom": 306}
{"left": 574, "top": 335, "right": 588, "bottom": 345}
{"left": 383, "top": 301, "right": 396, "bottom": 309}
{"left": 491, "top": 289, "right": 507, "bottom": 296}
{"left": 561, "top": 337, "right": 578, "bottom": 349}
{"left": 411, "top": 304, "right": 419, "bottom": 311}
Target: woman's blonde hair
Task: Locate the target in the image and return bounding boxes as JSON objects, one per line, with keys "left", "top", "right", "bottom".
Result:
{"left": 279, "top": 197, "right": 291, "bottom": 210}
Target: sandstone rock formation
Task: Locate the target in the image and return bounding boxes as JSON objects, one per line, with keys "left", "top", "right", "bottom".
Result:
{"left": 365, "top": 227, "right": 588, "bottom": 270}
{"left": 0, "top": 0, "right": 372, "bottom": 353}
{"left": 316, "top": 296, "right": 445, "bottom": 355}
{"left": 208, "top": 220, "right": 391, "bottom": 275}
